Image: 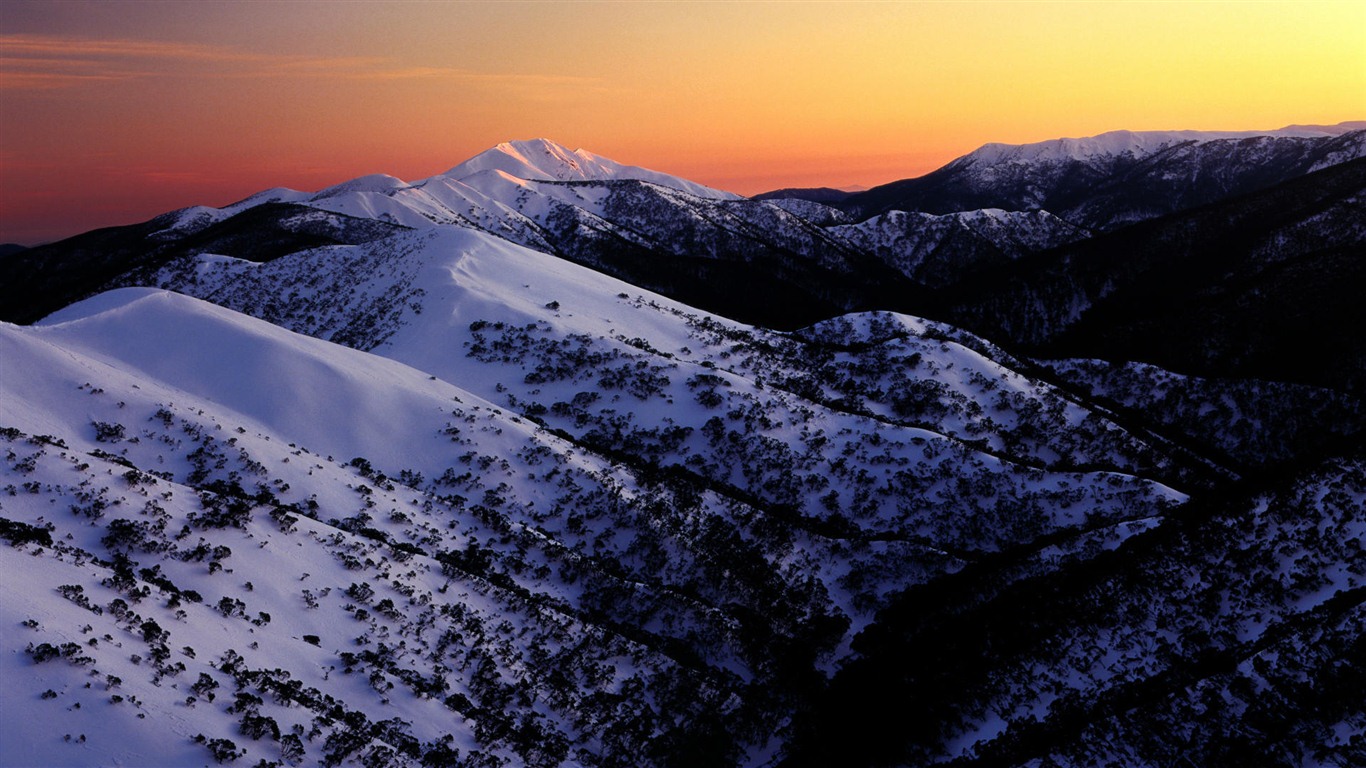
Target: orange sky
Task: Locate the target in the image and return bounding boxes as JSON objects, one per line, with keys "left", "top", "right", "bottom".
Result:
{"left": 1, "top": 0, "right": 1363, "bottom": 245}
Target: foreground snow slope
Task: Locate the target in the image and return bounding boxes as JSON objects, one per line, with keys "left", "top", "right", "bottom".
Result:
{"left": 7, "top": 256, "right": 1354, "bottom": 768}
{"left": 33, "top": 289, "right": 505, "bottom": 471}
{"left": 4, "top": 292, "right": 760, "bottom": 766}
{"left": 5, "top": 229, "right": 1191, "bottom": 766}
{"left": 142, "top": 225, "right": 1192, "bottom": 493}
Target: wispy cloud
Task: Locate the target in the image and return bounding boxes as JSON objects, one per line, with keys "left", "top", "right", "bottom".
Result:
{"left": 0, "top": 34, "right": 598, "bottom": 90}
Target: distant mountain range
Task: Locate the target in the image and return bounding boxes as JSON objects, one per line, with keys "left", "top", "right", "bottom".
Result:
{"left": 772, "top": 122, "right": 1366, "bottom": 226}
{"left": 6, "top": 124, "right": 1364, "bottom": 381}
{"left": 2, "top": 122, "right": 1363, "bottom": 768}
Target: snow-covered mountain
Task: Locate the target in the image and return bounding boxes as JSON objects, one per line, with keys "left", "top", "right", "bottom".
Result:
{"left": 3, "top": 124, "right": 1365, "bottom": 767}
{"left": 832, "top": 122, "right": 1366, "bottom": 229}
{"left": 3, "top": 233, "right": 1194, "bottom": 766}
{"left": 159, "top": 139, "right": 736, "bottom": 239}
{"left": 6, "top": 138, "right": 931, "bottom": 330}
{"left": 442, "top": 139, "right": 738, "bottom": 199}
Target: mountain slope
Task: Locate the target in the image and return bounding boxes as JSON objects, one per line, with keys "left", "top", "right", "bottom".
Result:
{"left": 2, "top": 224, "right": 1201, "bottom": 765}
{"left": 827, "top": 208, "right": 1090, "bottom": 288}
{"left": 0, "top": 204, "right": 407, "bottom": 325}
{"left": 938, "top": 156, "right": 1366, "bottom": 395}
{"left": 784, "top": 451, "right": 1366, "bottom": 767}
{"left": 5, "top": 282, "right": 1353, "bottom": 767}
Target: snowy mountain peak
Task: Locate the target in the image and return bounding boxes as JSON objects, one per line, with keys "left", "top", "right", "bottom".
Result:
{"left": 443, "top": 138, "right": 594, "bottom": 182}
{"left": 312, "top": 173, "right": 411, "bottom": 199}
{"left": 495, "top": 138, "right": 596, "bottom": 179}
{"left": 437, "top": 138, "right": 739, "bottom": 199}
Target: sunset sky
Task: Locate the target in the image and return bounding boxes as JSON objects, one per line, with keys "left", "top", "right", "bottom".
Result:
{"left": 1, "top": 0, "right": 1363, "bottom": 245}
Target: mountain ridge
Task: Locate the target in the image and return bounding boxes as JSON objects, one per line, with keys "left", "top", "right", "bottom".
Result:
{"left": 838, "top": 125, "right": 1366, "bottom": 226}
